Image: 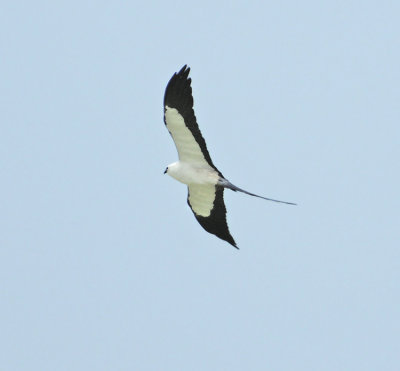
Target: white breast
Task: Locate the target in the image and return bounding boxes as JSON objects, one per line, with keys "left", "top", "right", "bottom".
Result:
{"left": 167, "top": 161, "right": 220, "bottom": 186}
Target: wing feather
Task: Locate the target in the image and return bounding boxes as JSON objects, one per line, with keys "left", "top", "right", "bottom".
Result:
{"left": 187, "top": 185, "right": 237, "bottom": 248}
{"left": 164, "top": 66, "right": 222, "bottom": 176}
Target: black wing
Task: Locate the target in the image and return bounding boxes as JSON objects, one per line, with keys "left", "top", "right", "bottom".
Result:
{"left": 187, "top": 185, "right": 237, "bottom": 248}
{"left": 164, "top": 65, "right": 223, "bottom": 176}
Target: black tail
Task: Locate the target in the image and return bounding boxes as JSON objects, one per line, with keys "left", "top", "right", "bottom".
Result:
{"left": 220, "top": 180, "right": 297, "bottom": 205}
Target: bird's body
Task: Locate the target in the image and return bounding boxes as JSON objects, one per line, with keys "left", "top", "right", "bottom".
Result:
{"left": 163, "top": 65, "right": 295, "bottom": 248}
{"left": 166, "top": 161, "right": 219, "bottom": 186}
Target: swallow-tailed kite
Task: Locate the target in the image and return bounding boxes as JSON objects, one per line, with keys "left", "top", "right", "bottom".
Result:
{"left": 163, "top": 65, "right": 295, "bottom": 248}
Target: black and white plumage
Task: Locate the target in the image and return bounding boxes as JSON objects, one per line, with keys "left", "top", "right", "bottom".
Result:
{"left": 163, "top": 65, "right": 295, "bottom": 248}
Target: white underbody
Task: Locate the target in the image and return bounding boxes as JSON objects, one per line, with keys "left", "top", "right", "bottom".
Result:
{"left": 166, "top": 161, "right": 221, "bottom": 217}
{"left": 167, "top": 161, "right": 220, "bottom": 186}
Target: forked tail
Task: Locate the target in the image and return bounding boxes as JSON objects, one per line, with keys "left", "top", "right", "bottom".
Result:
{"left": 219, "top": 179, "right": 297, "bottom": 205}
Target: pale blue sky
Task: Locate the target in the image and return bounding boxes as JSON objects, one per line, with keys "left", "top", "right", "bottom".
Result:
{"left": 1, "top": 1, "right": 399, "bottom": 370}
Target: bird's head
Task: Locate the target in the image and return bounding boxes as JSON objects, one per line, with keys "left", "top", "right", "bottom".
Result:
{"left": 164, "top": 162, "right": 179, "bottom": 178}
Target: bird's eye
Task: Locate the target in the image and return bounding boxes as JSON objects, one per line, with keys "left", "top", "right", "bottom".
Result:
{"left": 164, "top": 167, "right": 168, "bottom": 174}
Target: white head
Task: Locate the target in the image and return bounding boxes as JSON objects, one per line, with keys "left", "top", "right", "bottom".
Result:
{"left": 163, "top": 162, "right": 180, "bottom": 177}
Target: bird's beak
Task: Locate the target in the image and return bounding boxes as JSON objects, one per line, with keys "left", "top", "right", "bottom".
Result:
{"left": 164, "top": 168, "right": 168, "bottom": 174}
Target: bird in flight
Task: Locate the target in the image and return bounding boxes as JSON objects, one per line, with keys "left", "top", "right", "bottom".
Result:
{"left": 163, "top": 65, "right": 295, "bottom": 248}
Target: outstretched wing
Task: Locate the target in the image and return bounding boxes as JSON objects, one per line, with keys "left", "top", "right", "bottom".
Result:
{"left": 187, "top": 184, "right": 237, "bottom": 248}
{"left": 164, "top": 65, "right": 222, "bottom": 175}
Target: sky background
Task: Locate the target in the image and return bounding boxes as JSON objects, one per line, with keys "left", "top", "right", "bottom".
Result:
{"left": 1, "top": 1, "right": 399, "bottom": 370}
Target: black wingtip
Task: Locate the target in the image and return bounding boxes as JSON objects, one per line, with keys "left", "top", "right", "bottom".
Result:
{"left": 164, "top": 65, "right": 192, "bottom": 107}
{"left": 227, "top": 237, "right": 239, "bottom": 249}
{"left": 177, "top": 65, "right": 190, "bottom": 77}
